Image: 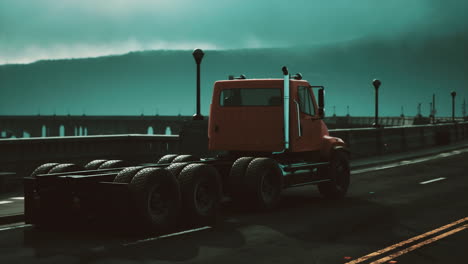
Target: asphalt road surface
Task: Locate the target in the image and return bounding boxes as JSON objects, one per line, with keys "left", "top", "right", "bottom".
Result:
{"left": 0, "top": 150, "right": 467, "bottom": 264}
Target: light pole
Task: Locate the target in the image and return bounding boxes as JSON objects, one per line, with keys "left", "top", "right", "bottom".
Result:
{"left": 463, "top": 98, "right": 466, "bottom": 120}
{"left": 372, "top": 79, "right": 381, "bottom": 127}
{"left": 429, "top": 102, "right": 433, "bottom": 122}
{"left": 451, "top": 91, "right": 456, "bottom": 122}
{"left": 192, "top": 49, "right": 205, "bottom": 120}
{"left": 431, "top": 93, "right": 436, "bottom": 123}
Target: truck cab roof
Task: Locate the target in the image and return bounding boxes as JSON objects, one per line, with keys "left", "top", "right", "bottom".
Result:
{"left": 214, "top": 79, "right": 311, "bottom": 89}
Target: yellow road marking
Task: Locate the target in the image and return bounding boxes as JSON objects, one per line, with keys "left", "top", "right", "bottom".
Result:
{"left": 346, "top": 217, "right": 468, "bottom": 264}
{"left": 370, "top": 224, "right": 467, "bottom": 264}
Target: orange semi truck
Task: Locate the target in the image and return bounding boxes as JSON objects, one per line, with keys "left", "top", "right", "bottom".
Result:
{"left": 24, "top": 66, "right": 350, "bottom": 233}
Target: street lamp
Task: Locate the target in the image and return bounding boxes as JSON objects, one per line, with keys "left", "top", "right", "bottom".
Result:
{"left": 451, "top": 91, "right": 457, "bottom": 122}
{"left": 372, "top": 79, "right": 381, "bottom": 127}
{"left": 192, "top": 49, "right": 205, "bottom": 120}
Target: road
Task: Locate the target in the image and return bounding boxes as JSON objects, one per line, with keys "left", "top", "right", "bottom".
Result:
{"left": 0, "top": 149, "right": 467, "bottom": 264}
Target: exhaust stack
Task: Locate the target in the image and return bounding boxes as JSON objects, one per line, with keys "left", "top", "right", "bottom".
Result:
{"left": 282, "top": 66, "right": 290, "bottom": 150}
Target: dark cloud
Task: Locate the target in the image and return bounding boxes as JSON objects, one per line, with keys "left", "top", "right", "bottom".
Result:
{"left": 3, "top": 0, "right": 467, "bottom": 63}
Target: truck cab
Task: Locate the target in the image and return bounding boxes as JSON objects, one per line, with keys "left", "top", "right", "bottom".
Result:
{"left": 208, "top": 74, "right": 344, "bottom": 159}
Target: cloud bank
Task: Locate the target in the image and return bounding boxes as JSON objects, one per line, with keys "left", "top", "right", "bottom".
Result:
{"left": 2, "top": 0, "right": 466, "bottom": 64}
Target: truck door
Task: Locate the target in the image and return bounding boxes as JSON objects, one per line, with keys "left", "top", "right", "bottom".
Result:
{"left": 291, "top": 85, "right": 324, "bottom": 152}
{"left": 209, "top": 86, "right": 284, "bottom": 152}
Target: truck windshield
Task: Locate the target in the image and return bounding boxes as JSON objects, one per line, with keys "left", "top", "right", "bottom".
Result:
{"left": 220, "top": 88, "right": 282, "bottom": 106}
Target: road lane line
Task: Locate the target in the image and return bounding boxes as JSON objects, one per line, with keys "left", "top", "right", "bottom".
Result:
{"left": 0, "top": 224, "right": 30, "bottom": 232}
{"left": 345, "top": 217, "right": 468, "bottom": 264}
{"left": 352, "top": 148, "right": 468, "bottom": 174}
{"left": 0, "top": 201, "right": 13, "bottom": 205}
{"left": 10, "top": 197, "right": 24, "bottom": 200}
{"left": 121, "top": 226, "right": 212, "bottom": 247}
{"left": 369, "top": 224, "right": 468, "bottom": 264}
{"left": 419, "top": 177, "right": 447, "bottom": 185}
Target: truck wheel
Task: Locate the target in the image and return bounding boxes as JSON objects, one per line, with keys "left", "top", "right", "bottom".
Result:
{"left": 84, "top": 159, "right": 108, "bottom": 170}
{"left": 166, "top": 162, "right": 190, "bottom": 179}
{"left": 113, "top": 166, "right": 143, "bottom": 183}
{"left": 130, "top": 168, "right": 181, "bottom": 233}
{"left": 244, "top": 158, "right": 283, "bottom": 210}
{"left": 318, "top": 150, "right": 350, "bottom": 199}
{"left": 157, "top": 154, "right": 178, "bottom": 164}
{"left": 172, "top": 155, "right": 199, "bottom": 163}
{"left": 48, "top": 163, "right": 81, "bottom": 174}
{"left": 30, "top": 163, "right": 60, "bottom": 177}
{"left": 98, "top": 160, "right": 127, "bottom": 169}
{"left": 178, "top": 164, "right": 222, "bottom": 224}
{"left": 228, "top": 157, "right": 255, "bottom": 200}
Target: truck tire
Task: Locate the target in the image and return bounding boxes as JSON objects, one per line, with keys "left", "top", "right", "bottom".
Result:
{"left": 157, "top": 154, "right": 178, "bottom": 164}
{"left": 178, "top": 164, "right": 222, "bottom": 224}
{"left": 98, "top": 160, "right": 126, "bottom": 169}
{"left": 172, "top": 154, "right": 199, "bottom": 163}
{"left": 228, "top": 157, "right": 255, "bottom": 199}
{"left": 113, "top": 166, "right": 143, "bottom": 183}
{"left": 84, "top": 159, "right": 108, "bottom": 170}
{"left": 166, "top": 162, "right": 191, "bottom": 179}
{"left": 30, "top": 163, "right": 60, "bottom": 177}
{"left": 318, "top": 150, "right": 350, "bottom": 199}
{"left": 130, "top": 168, "right": 181, "bottom": 233}
{"left": 244, "top": 158, "right": 283, "bottom": 210}
{"left": 48, "top": 163, "right": 81, "bottom": 174}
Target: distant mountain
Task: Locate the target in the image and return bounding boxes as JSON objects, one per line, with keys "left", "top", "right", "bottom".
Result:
{"left": 1, "top": 33, "right": 467, "bottom": 117}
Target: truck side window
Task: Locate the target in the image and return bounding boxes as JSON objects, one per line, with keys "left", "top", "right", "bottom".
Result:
{"left": 220, "top": 88, "right": 282, "bottom": 106}
{"left": 298, "top": 86, "right": 315, "bottom": 116}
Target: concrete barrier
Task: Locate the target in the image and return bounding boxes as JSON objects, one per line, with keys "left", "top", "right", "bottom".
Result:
{"left": 330, "top": 122, "right": 468, "bottom": 159}
{"left": 0, "top": 134, "right": 179, "bottom": 188}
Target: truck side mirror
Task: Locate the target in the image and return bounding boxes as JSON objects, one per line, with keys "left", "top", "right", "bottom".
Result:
{"left": 318, "top": 88, "right": 325, "bottom": 118}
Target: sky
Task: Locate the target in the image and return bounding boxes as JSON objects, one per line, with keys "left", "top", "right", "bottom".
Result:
{"left": 1, "top": 0, "right": 467, "bottom": 64}
{"left": 0, "top": 0, "right": 467, "bottom": 118}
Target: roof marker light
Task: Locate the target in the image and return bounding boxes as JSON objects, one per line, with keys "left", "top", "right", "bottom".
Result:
{"left": 228, "top": 75, "right": 247, "bottom": 80}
